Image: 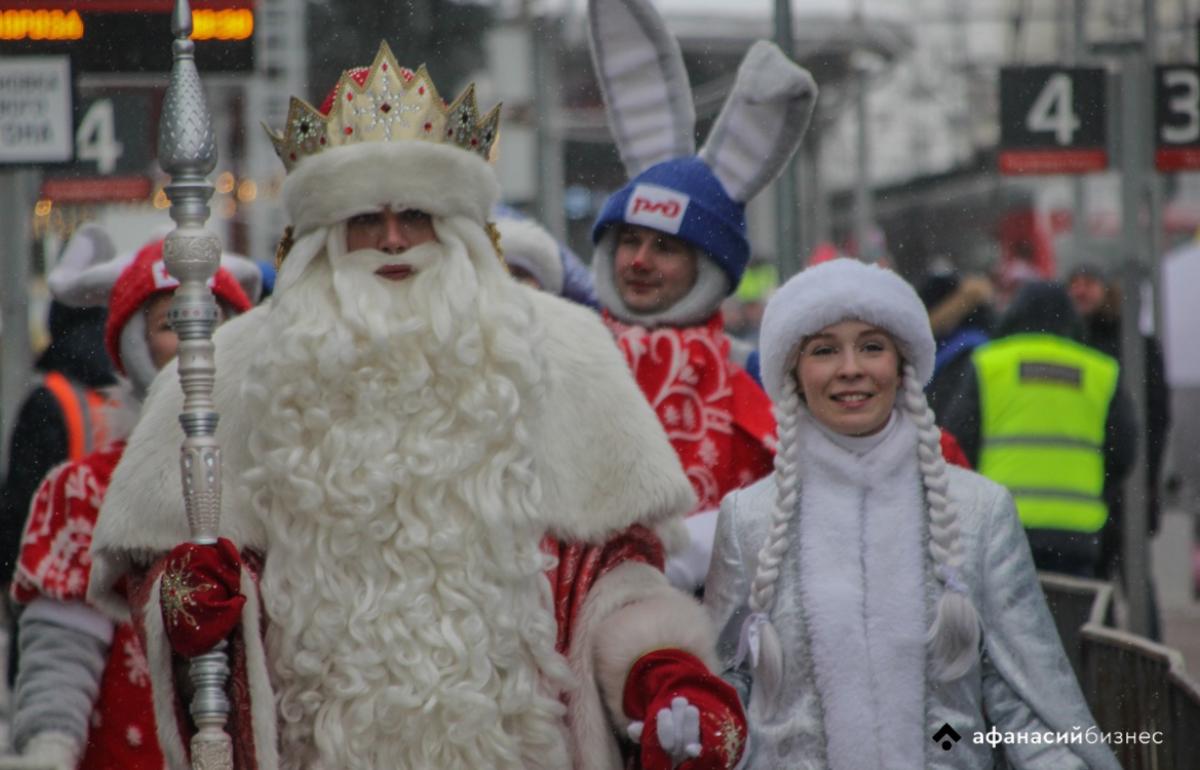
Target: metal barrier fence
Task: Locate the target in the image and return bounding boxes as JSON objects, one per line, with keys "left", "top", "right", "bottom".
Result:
{"left": 1080, "top": 625, "right": 1200, "bottom": 770}
{"left": 1039, "top": 571, "right": 1200, "bottom": 769}
{"left": 1038, "top": 572, "right": 1114, "bottom": 688}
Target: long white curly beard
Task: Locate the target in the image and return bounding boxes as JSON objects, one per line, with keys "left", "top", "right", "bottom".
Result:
{"left": 241, "top": 217, "right": 573, "bottom": 770}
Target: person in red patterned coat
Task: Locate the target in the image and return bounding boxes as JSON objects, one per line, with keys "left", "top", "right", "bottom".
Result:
{"left": 87, "top": 44, "right": 748, "bottom": 770}
{"left": 585, "top": 0, "right": 818, "bottom": 592}
{"left": 2, "top": 228, "right": 256, "bottom": 770}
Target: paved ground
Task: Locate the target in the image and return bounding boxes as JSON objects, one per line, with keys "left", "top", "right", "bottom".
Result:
{"left": 1151, "top": 507, "right": 1200, "bottom": 676}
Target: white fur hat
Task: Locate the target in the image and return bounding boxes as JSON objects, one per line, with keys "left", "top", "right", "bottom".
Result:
{"left": 496, "top": 217, "right": 564, "bottom": 295}
{"left": 267, "top": 44, "right": 501, "bottom": 240}
{"left": 758, "top": 258, "right": 936, "bottom": 402}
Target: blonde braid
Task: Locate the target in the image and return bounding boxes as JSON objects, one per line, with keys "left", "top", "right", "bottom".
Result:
{"left": 739, "top": 378, "right": 803, "bottom": 709}
{"left": 901, "top": 363, "right": 981, "bottom": 681}
{"left": 750, "top": 381, "right": 802, "bottom": 616}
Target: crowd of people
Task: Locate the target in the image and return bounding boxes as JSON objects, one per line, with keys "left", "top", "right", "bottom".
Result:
{"left": 0, "top": 0, "right": 1178, "bottom": 767}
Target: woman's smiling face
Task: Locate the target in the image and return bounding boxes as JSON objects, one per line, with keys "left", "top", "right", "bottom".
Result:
{"left": 794, "top": 320, "right": 901, "bottom": 436}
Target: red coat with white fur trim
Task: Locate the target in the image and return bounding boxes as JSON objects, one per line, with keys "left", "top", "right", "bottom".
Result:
{"left": 11, "top": 442, "right": 165, "bottom": 770}
{"left": 91, "top": 294, "right": 724, "bottom": 769}
{"left": 126, "top": 525, "right": 735, "bottom": 770}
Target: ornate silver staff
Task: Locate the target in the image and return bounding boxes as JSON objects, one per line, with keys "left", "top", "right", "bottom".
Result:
{"left": 158, "top": 0, "right": 234, "bottom": 767}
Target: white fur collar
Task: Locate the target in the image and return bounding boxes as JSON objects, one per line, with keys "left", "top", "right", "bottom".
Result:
{"left": 796, "top": 408, "right": 927, "bottom": 770}
{"left": 89, "top": 292, "right": 694, "bottom": 618}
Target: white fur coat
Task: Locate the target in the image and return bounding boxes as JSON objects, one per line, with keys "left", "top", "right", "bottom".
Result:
{"left": 705, "top": 424, "right": 1122, "bottom": 770}
{"left": 90, "top": 290, "right": 694, "bottom": 615}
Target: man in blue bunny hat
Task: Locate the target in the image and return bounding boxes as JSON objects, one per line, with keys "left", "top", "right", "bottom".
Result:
{"left": 587, "top": 0, "right": 817, "bottom": 592}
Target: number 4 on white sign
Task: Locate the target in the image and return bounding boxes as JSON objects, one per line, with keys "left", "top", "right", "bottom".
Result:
{"left": 1026, "top": 73, "right": 1081, "bottom": 146}
{"left": 76, "top": 99, "right": 123, "bottom": 175}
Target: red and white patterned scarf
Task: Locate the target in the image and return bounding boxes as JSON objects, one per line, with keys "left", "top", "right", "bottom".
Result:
{"left": 12, "top": 441, "right": 166, "bottom": 770}
{"left": 604, "top": 312, "right": 776, "bottom": 511}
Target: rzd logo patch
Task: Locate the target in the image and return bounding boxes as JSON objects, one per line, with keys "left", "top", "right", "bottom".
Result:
{"left": 625, "top": 183, "right": 690, "bottom": 234}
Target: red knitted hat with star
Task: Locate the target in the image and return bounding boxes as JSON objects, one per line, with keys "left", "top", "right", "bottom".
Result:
{"left": 104, "top": 240, "right": 252, "bottom": 375}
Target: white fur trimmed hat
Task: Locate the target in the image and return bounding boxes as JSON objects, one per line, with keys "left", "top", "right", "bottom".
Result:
{"left": 47, "top": 223, "right": 261, "bottom": 397}
{"left": 758, "top": 258, "right": 936, "bottom": 403}
{"left": 496, "top": 217, "right": 564, "bottom": 295}
{"left": 268, "top": 44, "right": 501, "bottom": 238}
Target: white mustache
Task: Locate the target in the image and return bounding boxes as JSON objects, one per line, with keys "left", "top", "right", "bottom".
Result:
{"left": 335, "top": 243, "right": 443, "bottom": 274}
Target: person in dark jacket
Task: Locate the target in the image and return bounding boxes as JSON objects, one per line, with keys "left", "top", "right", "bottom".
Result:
{"left": 1068, "top": 263, "right": 1169, "bottom": 639}
{"left": 1068, "top": 263, "right": 1171, "bottom": 547}
{"left": 942, "top": 281, "right": 1137, "bottom": 578}
{"left": 0, "top": 297, "right": 116, "bottom": 582}
{"left": 918, "top": 270, "right": 996, "bottom": 419}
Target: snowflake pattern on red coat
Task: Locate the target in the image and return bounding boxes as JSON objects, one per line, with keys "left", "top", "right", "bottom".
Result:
{"left": 605, "top": 312, "right": 776, "bottom": 512}
{"left": 11, "top": 441, "right": 165, "bottom": 770}
{"left": 12, "top": 446, "right": 122, "bottom": 605}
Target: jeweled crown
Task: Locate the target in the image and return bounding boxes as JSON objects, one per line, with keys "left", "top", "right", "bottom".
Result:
{"left": 265, "top": 42, "right": 501, "bottom": 172}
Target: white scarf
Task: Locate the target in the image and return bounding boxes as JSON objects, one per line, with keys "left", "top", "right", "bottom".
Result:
{"left": 795, "top": 408, "right": 927, "bottom": 770}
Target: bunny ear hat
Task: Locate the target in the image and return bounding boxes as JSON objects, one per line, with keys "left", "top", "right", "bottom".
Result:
{"left": 588, "top": 0, "right": 818, "bottom": 326}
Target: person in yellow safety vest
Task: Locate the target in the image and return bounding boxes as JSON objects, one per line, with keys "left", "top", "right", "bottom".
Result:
{"left": 942, "top": 281, "right": 1137, "bottom": 578}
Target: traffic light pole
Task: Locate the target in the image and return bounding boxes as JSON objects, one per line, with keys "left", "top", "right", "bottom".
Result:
{"left": 1070, "top": 0, "right": 1087, "bottom": 243}
{"left": 1093, "top": 28, "right": 1154, "bottom": 638}
{"left": 773, "top": 0, "right": 800, "bottom": 280}
{"left": 0, "top": 168, "right": 39, "bottom": 472}
{"left": 1117, "top": 42, "right": 1152, "bottom": 638}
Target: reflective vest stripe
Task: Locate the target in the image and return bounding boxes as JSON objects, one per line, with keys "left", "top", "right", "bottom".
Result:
{"left": 43, "top": 372, "right": 87, "bottom": 459}
{"left": 974, "top": 334, "right": 1119, "bottom": 533}
{"left": 42, "top": 372, "right": 107, "bottom": 459}
{"left": 1005, "top": 487, "right": 1104, "bottom": 503}
{"left": 983, "top": 435, "right": 1103, "bottom": 451}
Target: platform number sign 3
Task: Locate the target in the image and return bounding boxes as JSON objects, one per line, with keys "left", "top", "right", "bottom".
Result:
{"left": 999, "top": 66, "right": 1107, "bottom": 175}
{"left": 1156, "top": 65, "right": 1200, "bottom": 172}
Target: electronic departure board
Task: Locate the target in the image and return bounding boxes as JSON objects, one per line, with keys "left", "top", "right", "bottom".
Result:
{"left": 0, "top": 0, "right": 255, "bottom": 73}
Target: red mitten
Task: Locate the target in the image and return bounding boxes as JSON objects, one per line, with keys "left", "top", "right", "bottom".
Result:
{"left": 623, "top": 649, "right": 748, "bottom": 770}
{"left": 160, "top": 537, "right": 246, "bottom": 657}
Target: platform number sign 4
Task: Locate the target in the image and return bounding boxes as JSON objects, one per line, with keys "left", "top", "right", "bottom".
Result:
{"left": 1025, "top": 73, "right": 1081, "bottom": 146}
{"left": 1156, "top": 65, "right": 1200, "bottom": 172}
{"left": 39, "top": 89, "right": 155, "bottom": 203}
{"left": 76, "top": 98, "right": 124, "bottom": 175}
{"left": 999, "top": 66, "right": 1107, "bottom": 175}
{"left": 60, "top": 91, "right": 152, "bottom": 178}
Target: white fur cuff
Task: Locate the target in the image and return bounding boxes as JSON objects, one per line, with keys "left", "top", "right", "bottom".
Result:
{"left": 590, "top": 569, "right": 719, "bottom": 726}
